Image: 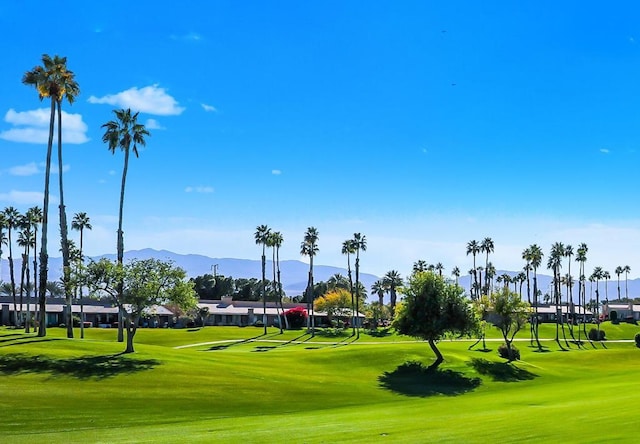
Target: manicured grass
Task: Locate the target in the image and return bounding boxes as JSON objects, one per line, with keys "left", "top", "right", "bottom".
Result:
{"left": 1, "top": 324, "right": 639, "bottom": 442}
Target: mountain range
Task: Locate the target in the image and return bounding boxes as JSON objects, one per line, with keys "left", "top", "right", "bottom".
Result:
{"left": 1, "top": 248, "right": 637, "bottom": 302}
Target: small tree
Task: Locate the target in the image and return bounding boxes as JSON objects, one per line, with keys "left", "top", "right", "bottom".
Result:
{"left": 490, "top": 287, "right": 530, "bottom": 361}
{"left": 86, "top": 258, "right": 197, "bottom": 353}
{"left": 314, "top": 288, "right": 352, "bottom": 326}
{"left": 393, "top": 271, "right": 477, "bottom": 371}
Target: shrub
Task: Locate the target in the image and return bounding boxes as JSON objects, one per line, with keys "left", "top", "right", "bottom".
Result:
{"left": 283, "top": 306, "right": 308, "bottom": 329}
{"left": 497, "top": 343, "right": 520, "bottom": 361}
{"left": 588, "top": 328, "right": 606, "bottom": 341}
{"left": 317, "top": 327, "right": 348, "bottom": 337}
{"left": 635, "top": 333, "right": 640, "bottom": 348}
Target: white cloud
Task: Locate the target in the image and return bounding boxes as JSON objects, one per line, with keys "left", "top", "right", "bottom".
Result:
{"left": 9, "top": 162, "right": 39, "bottom": 176}
{"left": 201, "top": 103, "right": 217, "bottom": 112}
{"left": 0, "top": 190, "right": 49, "bottom": 205}
{"left": 185, "top": 186, "right": 214, "bottom": 193}
{"left": 600, "top": 148, "right": 610, "bottom": 154}
{"left": 272, "top": 169, "right": 282, "bottom": 175}
{"left": 0, "top": 108, "right": 89, "bottom": 144}
{"left": 88, "top": 85, "right": 185, "bottom": 116}
{"left": 7, "top": 162, "right": 69, "bottom": 176}
{"left": 145, "top": 118, "right": 165, "bottom": 130}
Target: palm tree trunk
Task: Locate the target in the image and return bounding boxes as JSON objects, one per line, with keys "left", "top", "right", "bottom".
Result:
{"left": 8, "top": 230, "right": 16, "bottom": 327}
{"left": 80, "top": 229, "right": 85, "bottom": 339}
{"left": 32, "top": 230, "right": 38, "bottom": 334}
{"left": 261, "top": 248, "right": 267, "bottom": 335}
{"left": 19, "top": 253, "right": 26, "bottom": 327}
{"left": 276, "top": 248, "right": 288, "bottom": 330}
{"left": 347, "top": 255, "right": 355, "bottom": 336}
{"left": 116, "top": 147, "right": 130, "bottom": 343}
{"left": 310, "top": 256, "right": 315, "bottom": 337}
{"left": 355, "top": 255, "right": 360, "bottom": 339}
{"left": 37, "top": 98, "right": 56, "bottom": 338}
{"left": 57, "top": 102, "right": 73, "bottom": 339}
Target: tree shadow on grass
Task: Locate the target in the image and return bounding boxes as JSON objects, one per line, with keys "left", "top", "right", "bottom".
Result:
{"left": 378, "top": 361, "right": 481, "bottom": 397}
{"left": 0, "top": 353, "right": 159, "bottom": 380}
{"left": 468, "top": 358, "right": 538, "bottom": 382}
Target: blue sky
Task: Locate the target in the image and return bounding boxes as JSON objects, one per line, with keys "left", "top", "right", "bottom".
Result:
{"left": 2, "top": 1, "right": 640, "bottom": 279}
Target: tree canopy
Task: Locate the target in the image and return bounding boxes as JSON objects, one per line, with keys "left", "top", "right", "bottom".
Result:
{"left": 85, "top": 258, "right": 196, "bottom": 353}
{"left": 393, "top": 271, "right": 477, "bottom": 370}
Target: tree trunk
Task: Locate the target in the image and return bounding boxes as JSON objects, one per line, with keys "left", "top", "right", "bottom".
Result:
{"left": 355, "top": 255, "right": 360, "bottom": 338}
{"left": 57, "top": 102, "right": 73, "bottom": 339}
{"left": 8, "top": 230, "right": 16, "bottom": 327}
{"left": 261, "top": 250, "right": 267, "bottom": 335}
{"left": 124, "top": 314, "right": 138, "bottom": 353}
{"left": 427, "top": 338, "right": 443, "bottom": 371}
{"left": 19, "top": 252, "right": 26, "bottom": 328}
{"left": 116, "top": 148, "right": 130, "bottom": 343}
{"left": 37, "top": 100, "right": 55, "bottom": 337}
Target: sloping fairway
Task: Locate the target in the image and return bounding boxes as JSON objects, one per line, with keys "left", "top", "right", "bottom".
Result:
{"left": 0, "top": 324, "right": 639, "bottom": 443}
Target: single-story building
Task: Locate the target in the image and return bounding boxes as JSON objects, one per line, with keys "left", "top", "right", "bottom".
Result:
{"left": 602, "top": 303, "right": 640, "bottom": 322}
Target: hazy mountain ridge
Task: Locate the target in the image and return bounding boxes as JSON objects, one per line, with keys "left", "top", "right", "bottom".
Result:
{"left": 1, "top": 250, "right": 636, "bottom": 301}
{"left": 0, "top": 249, "right": 379, "bottom": 298}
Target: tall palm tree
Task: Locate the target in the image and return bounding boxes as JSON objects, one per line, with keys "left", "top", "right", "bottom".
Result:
{"left": 301, "top": 227, "right": 319, "bottom": 335}
{"left": 371, "top": 279, "right": 386, "bottom": 308}
{"left": 254, "top": 225, "right": 271, "bottom": 335}
{"left": 341, "top": 239, "right": 356, "bottom": 335}
{"left": 528, "top": 244, "right": 543, "bottom": 350}
{"left": 602, "top": 270, "right": 611, "bottom": 304}
{"left": 434, "top": 262, "right": 444, "bottom": 277}
{"left": 517, "top": 271, "right": 526, "bottom": 300}
{"left": 71, "top": 212, "right": 91, "bottom": 339}
{"left": 0, "top": 213, "right": 7, "bottom": 283}
{"left": 17, "top": 224, "right": 35, "bottom": 331}
{"left": 2, "top": 207, "right": 20, "bottom": 326}
{"left": 575, "top": 243, "right": 588, "bottom": 340}
{"left": 382, "top": 270, "right": 402, "bottom": 318}
{"left": 451, "top": 266, "right": 460, "bottom": 286}
{"left": 102, "top": 108, "right": 150, "bottom": 342}
{"left": 23, "top": 55, "right": 77, "bottom": 337}
{"left": 412, "top": 260, "right": 428, "bottom": 274}
{"left": 271, "top": 231, "right": 286, "bottom": 330}
{"left": 480, "top": 237, "right": 494, "bottom": 294}
{"left": 466, "top": 240, "right": 480, "bottom": 299}
{"left": 591, "top": 267, "right": 604, "bottom": 336}
{"left": 548, "top": 242, "right": 565, "bottom": 344}
{"left": 624, "top": 265, "right": 631, "bottom": 301}
{"left": 352, "top": 233, "right": 366, "bottom": 338}
{"left": 615, "top": 266, "right": 623, "bottom": 301}
{"left": 24, "top": 207, "right": 42, "bottom": 332}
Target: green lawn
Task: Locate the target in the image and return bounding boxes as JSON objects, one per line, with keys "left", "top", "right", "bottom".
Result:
{"left": 0, "top": 323, "right": 639, "bottom": 443}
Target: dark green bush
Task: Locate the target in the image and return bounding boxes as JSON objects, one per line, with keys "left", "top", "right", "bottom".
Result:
{"left": 498, "top": 343, "right": 520, "bottom": 361}
{"left": 635, "top": 333, "right": 640, "bottom": 348}
{"left": 588, "top": 328, "right": 606, "bottom": 341}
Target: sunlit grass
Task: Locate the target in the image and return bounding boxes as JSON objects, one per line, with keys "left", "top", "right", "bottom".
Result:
{"left": 0, "top": 324, "right": 639, "bottom": 442}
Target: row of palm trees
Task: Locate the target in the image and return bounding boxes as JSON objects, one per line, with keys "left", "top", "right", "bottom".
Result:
{"left": 21, "top": 54, "right": 148, "bottom": 339}
{"left": 0, "top": 206, "right": 91, "bottom": 332}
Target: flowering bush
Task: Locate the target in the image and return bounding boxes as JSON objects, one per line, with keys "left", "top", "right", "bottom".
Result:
{"left": 284, "top": 306, "right": 308, "bottom": 329}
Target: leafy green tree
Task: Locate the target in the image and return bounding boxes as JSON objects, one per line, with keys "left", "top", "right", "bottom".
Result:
{"left": 314, "top": 288, "right": 351, "bottom": 323}
{"left": 489, "top": 287, "right": 530, "bottom": 361}
{"left": 85, "top": 258, "right": 196, "bottom": 353}
{"left": 102, "top": 108, "right": 150, "bottom": 342}
{"left": 394, "top": 272, "right": 476, "bottom": 371}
